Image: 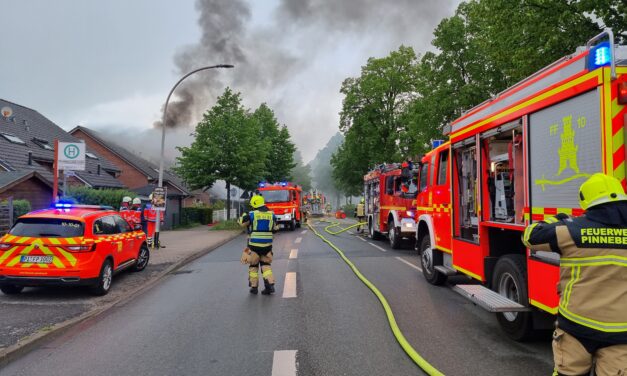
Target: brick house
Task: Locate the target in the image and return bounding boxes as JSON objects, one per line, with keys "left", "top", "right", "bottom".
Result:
{"left": 70, "top": 126, "right": 190, "bottom": 229}
{"left": 0, "top": 99, "right": 125, "bottom": 210}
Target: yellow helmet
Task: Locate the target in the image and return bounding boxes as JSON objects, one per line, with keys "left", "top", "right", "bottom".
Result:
{"left": 360, "top": 197, "right": 365, "bottom": 204}
{"left": 250, "top": 195, "right": 265, "bottom": 209}
{"left": 579, "top": 173, "right": 627, "bottom": 210}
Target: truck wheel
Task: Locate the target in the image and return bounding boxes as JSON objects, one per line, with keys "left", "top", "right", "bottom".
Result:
{"left": 90, "top": 260, "right": 113, "bottom": 296}
{"left": 0, "top": 284, "right": 24, "bottom": 295}
{"left": 492, "top": 255, "right": 533, "bottom": 341}
{"left": 420, "top": 236, "right": 446, "bottom": 285}
{"left": 289, "top": 219, "right": 296, "bottom": 231}
{"left": 369, "top": 220, "right": 382, "bottom": 240}
{"left": 388, "top": 219, "right": 401, "bottom": 249}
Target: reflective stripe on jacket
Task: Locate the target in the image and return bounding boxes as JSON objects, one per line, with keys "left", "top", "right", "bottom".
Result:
{"left": 523, "top": 209, "right": 627, "bottom": 336}
{"left": 249, "top": 210, "right": 275, "bottom": 248}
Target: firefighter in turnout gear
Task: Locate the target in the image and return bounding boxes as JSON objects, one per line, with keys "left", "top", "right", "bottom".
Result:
{"left": 238, "top": 195, "right": 277, "bottom": 295}
{"left": 355, "top": 198, "right": 365, "bottom": 233}
{"left": 523, "top": 173, "right": 627, "bottom": 376}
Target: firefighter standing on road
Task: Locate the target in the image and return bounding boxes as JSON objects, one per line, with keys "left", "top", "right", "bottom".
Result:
{"left": 523, "top": 173, "right": 627, "bottom": 376}
{"left": 355, "top": 198, "right": 366, "bottom": 233}
{"left": 238, "top": 195, "right": 277, "bottom": 295}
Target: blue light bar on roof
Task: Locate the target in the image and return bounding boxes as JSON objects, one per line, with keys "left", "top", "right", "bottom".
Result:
{"left": 431, "top": 139, "right": 444, "bottom": 149}
{"left": 280, "top": 181, "right": 288, "bottom": 186}
{"left": 54, "top": 203, "right": 73, "bottom": 208}
{"left": 588, "top": 41, "right": 612, "bottom": 71}
{"left": 258, "top": 182, "right": 266, "bottom": 188}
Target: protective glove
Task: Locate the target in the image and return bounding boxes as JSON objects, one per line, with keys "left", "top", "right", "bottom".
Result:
{"left": 240, "top": 248, "right": 251, "bottom": 264}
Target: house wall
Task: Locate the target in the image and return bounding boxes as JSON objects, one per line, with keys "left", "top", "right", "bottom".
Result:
{"left": 0, "top": 178, "right": 52, "bottom": 210}
{"left": 71, "top": 129, "right": 149, "bottom": 189}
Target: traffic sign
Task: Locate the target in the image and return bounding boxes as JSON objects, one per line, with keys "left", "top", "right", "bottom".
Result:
{"left": 57, "top": 142, "right": 85, "bottom": 171}
{"left": 152, "top": 187, "right": 167, "bottom": 212}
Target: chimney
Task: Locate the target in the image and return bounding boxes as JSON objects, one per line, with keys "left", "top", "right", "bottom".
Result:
{"left": 97, "top": 164, "right": 101, "bottom": 175}
{"left": 27, "top": 151, "right": 32, "bottom": 165}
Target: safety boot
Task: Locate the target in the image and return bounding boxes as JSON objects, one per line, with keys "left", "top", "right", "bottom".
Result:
{"left": 261, "top": 280, "right": 275, "bottom": 295}
{"left": 250, "top": 286, "right": 258, "bottom": 294}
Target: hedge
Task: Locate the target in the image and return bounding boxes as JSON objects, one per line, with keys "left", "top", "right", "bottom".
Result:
{"left": 65, "top": 186, "right": 139, "bottom": 209}
{"left": 181, "top": 207, "right": 213, "bottom": 225}
{"left": 0, "top": 199, "right": 31, "bottom": 222}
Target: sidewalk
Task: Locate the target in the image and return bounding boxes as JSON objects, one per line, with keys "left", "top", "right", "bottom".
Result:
{"left": 0, "top": 226, "right": 242, "bottom": 364}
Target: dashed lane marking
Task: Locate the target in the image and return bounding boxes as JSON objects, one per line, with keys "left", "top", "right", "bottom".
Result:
{"left": 283, "top": 272, "right": 297, "bottom": 298}
{"left": 272, "top": 350, "right": 298, "bottom": 376}
{"left": 300, "top": 230, "right": 307, "bottom": 234}
{"left": 295, "top": 237, "right": 302, "bottom": 244}
{"left": 395, "top": 257, "right": 423, "bottom": 272}
{"left": 289, "top": 249, "right": 298, "bottom": 259}
{"left": 368, "top": 242, "right": 387, "bottom": 252}
{"left": 357, "top": 237, "right": 367, "bottom": 242}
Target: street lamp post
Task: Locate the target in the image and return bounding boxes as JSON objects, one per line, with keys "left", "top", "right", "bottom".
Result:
{"left": 153, "top": 64, "right": 234, "bottom": 248}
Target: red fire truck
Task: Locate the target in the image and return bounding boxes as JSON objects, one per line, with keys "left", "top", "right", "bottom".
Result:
{"left": 257, "top": 182, "right": 303, "bottom": 231}
{"left": 414, "top": 30, "right": 627, "bottom": 340}
{"left": 364, "top": 163, "right": 418, "bottom": 249}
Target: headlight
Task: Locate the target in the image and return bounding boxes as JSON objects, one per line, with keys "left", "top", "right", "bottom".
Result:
{"left": 406, "top": 211, "right": 414, "bottom": 218}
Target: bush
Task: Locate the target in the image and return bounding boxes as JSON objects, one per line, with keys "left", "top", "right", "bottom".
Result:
{"left": 1, "top": 199, "right": 31, "bottom": 222}
{"left": 65, "top": 186, "right": 138, "bottom": 209}
{"left": 210, "top": 219, "right": 242, "bottom": 231}
{"left": 181, "top": 207, "right": 214, "bottom": 225}
{"left": 341, "top": 203, "right": 356, "bottom": 218}
{"left": 211, "top": 200, "right": 226, "bottom": 210}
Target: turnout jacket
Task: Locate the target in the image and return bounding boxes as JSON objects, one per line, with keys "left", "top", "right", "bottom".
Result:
{"left": 522, "top": 201, "right": 627, "bottom": 344}
{"left": 239, "top": 206, "right": 277, "bottom": 249}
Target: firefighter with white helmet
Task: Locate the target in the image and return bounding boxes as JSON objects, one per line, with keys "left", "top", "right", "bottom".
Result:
{"left": 120, "top": 196, "right": 132, "bottom": 211}
{"left": 131, "top": 197, "right": 141, "bottom": 211}
{"left": 238, "top": 195, "right": 277, "bottom": 295}
{"left": 523, "top": 173, "right": 627, "bottom": 375}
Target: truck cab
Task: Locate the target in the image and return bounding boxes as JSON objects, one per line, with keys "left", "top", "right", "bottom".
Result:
{"left": 257, "top": 182, "right": 303, "bottom": 231}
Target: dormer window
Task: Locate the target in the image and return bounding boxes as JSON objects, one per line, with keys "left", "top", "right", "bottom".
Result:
{"left": 1, "top": 133, "right": 26, "bottom": 145}
{"left": 85, "top": 152, "right": 98, "bottom": 159}
{"left": 32, "top": 138, "right": 54, "bottom": 150}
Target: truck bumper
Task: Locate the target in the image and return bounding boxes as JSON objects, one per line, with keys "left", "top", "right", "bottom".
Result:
{"left": 400, "top": 218, "right": 417, "bottom": 235}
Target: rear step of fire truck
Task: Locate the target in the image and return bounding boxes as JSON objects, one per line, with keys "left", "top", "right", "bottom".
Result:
{"left": 452, "top": 285, "right": 531, "bottom": 312}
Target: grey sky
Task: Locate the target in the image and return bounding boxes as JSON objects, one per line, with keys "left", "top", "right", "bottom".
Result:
{"left": 0, "top": 0, "right": 459, "bottom": 163}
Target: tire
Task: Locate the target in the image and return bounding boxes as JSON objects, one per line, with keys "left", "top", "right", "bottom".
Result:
{"left": 0, "top": 284, "right": 24, "bottom": 295}
{"left": 388, "top": 219, "right": 401, "bottom": 249}
{"left": 90, "top": 259, "right": 113, "bottom": 296}
{"left": 296, "top": 213, "right": 301, "bottom": 228}
{"left": 492, "top": 254, "right": 534, "bottom": 341}
{"left": 289, "top": 219, "right": 296, "bottom": 231}
{"left": 133, "top": 244, "right": 150, "bottom": 272}
{"left": 369, "top": 220, "right": 382, "bottom": 240}
{"left": 419, "top": 235, "right": 446, "bottom": 285}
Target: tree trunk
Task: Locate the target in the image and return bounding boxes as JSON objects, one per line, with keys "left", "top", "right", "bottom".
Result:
{"left": 226, "top": 181, "right": 231, "bottom": 220}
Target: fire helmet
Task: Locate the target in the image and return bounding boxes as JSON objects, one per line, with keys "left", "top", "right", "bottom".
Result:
{"left": 132, "top": 198, "right": 141, "bottom": 205}
{"left": 578, "top": 173, "right": 627, "bottom": 210}
{"left": 122, "top": 196, "right": 132, "bottom": 204}
{"left": 250, "top": 195, "right": 265, "bottom": 209}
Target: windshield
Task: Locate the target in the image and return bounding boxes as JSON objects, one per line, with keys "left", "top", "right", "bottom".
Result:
{"left": 259, "top": 190, "right": 290, "bottom": 203}
{"left": 406, "top": 173, "right": 419, "bottom": 196}
{"left": 10, "top": 218, "right": 84, "bottom": 237}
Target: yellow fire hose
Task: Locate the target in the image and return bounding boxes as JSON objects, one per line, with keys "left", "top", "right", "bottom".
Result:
{"left": 323, "top": 221, "right": 368, "bottom": 235}
{"left": 307, "top": 221, "right": 444, "bottom": 376}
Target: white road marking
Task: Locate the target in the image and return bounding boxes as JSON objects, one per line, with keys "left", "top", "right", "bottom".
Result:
{"left": 300, "top": 230, "right": 307, "bottom": 234}
{"left": 368, "top": 242, "right": 387, "bottom": 252}
{"left": 295, "top": 237, "right": 302, "bottom": 244}
{"left": 395, "top": 256, "right": 423, "bottom": 272}
{"left": 357, "top": 236, "right": 367, "bottom": 242}
{"left": 272, "top": 350, "right": 298, "bottom": 376}
{"left": 283, "top": 272, "right": 297, "bottom": 298}
{"left": 289, "top": 249, "right": 299, "bottom": 259}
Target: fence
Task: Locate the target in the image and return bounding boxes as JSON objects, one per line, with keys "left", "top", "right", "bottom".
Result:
{"left": 0, "top": 198, "right": 13, "bottom": 235}
{"left": 212, "top": 209, "right": 238, "bottom": 222}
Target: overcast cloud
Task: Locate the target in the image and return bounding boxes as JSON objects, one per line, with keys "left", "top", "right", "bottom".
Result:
{"left": 0, "top": 0, "right": 458, "bottom": 163}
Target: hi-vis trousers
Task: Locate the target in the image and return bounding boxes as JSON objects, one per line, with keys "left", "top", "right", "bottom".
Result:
{"left": 248, "top": 249, "right": 274, "bottom": 288}
{"left": 552, "top": 328, "right": 627, "bottom": 376}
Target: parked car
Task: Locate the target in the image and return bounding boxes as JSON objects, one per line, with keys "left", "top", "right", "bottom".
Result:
{"left": 0, "top": 204, "right": 149, "bottom": 295}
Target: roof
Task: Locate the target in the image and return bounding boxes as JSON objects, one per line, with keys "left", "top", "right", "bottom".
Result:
{"left": 0, "top": 170, "right": 52, "bottom": 193}
{"left": 21, "top": 207, "right": 117, "bottom": 221}
{"left": 70, "top": 126, "right": 190, "bottom": 195}
{"left": 0, "top": 98, "right": 124, "bottom": 189}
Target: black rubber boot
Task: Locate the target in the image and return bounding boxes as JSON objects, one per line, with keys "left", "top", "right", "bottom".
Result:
{"left": 261, "top": 280, "right": 275, "bottom": 295}
{"left": 250, "top": 286, "right": 258, "bottom": 294}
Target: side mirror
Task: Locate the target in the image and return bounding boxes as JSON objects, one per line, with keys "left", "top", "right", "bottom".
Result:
{"left": 134, "top": 223, "right": 142, "bottom": 231}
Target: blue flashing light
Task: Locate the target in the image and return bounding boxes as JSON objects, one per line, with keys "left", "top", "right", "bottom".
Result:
{"left": 280, "top": 181, "right": 288, "bottom": 187}
{"left": 431, "top": 139, "right": 444, "bottom": 149}
{"left": 54, "top": 203, "right": 73, "bottom": 209}
{"left": 258, "top": 182, "right": 266, "bottom": 188}
{"left": 588, "top": 41, "right": 611, "bottom": 70}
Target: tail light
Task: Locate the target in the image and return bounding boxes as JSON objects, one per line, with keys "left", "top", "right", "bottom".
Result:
{"left": 0, "top": 243, "right": 12, "bottom": 250}
{"left": 618, "top": 82, "right": 627, "bottom": 105}
{"left": 63, "top": 244, "right": 96, "bottom": 253}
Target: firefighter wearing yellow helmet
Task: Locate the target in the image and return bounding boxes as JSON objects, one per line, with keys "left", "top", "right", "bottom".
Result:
{"left": 238, "top": 194, "right": 278, "bottom": 295}
{"left": 523, "top": 173, "right": 627, "bottom": 375}
{"left": 355, "top": 197, "right": 366, "bottom": 233}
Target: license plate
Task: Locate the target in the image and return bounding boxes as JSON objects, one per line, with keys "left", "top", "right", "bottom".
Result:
{"left": 21, "top": 255, "right": 54, "bottom": 264}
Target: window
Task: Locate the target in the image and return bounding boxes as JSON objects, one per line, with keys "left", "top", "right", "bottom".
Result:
{"left": 385, "top": 176, "right": 395, "bottom": 195}
{"left": 437, "top": 150, "right": 449, "bottom": 185}
{"left": 419, "top": 163, "right": 429, "bottom": 192}
{"left": 32, "top": 138, "right": 54, "bottom": 150}
{"left": 85, "top": 152, "right": 98, "bottom": 159}
{"left": 1, "top": 133, "right": 25, "bottom": 145}
{"left": 10, "top": 218, "right": 84, "bottom": 237}
{"left": 94, "top": 216, "right": 118, "bottom": 235}
{"left": 114, "top": 215, "right": 131, "bottom": 232}
{"left": 258, "top": 190, "right": 290, "bottom": 203}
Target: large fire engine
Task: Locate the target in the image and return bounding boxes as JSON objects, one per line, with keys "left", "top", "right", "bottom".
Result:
{"left": 257, "top": 182, "right": 303, "bottom": 231}
{"left": 413, "top": 30, "right": 627, "bottom": 340}
{"left": 304, "top": 191, "right": 326, "bottom": 217}
{"left": 364, "top": 163, "right": 418, "bottom": 249}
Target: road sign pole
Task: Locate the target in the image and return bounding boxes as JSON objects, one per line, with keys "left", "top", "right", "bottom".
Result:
{"left": 52, "top": 139, "right": 59, "bottom": 203}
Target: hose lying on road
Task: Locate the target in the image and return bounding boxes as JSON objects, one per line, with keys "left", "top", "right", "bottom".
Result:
{"left": 323, "top": 220, "right": 368, "bottom": 235}
{"left": 307, "top": 221, "right": 444, "bottom": 376}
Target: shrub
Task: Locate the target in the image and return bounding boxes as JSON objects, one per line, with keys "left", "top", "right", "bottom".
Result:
{"left": 0, "top": 199, "right": 31, "bottom": 222}
{"left": 341, "top": 203, "right": 356, "bottom": 218}
{"left": 65, "top": 186, "right": 139, "bottom": 209}
{"left": 181, "top": 207, "right": 214, "bottom": 225}
{"left": 211, "top": 200, "right": 226, "bottom": 210}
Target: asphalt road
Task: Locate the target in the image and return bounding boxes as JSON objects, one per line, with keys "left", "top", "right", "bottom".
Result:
{"left": 1, "top": 221, "right": 553, "bottom": 376}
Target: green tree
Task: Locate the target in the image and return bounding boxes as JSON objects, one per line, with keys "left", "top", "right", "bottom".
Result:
{"left": 310, "top": 133, "right": 344, "bottom": 206}
{"left": 252, "top": 103, "right": 296, "bottom": 182}
{"left": 290, "top": 150, "right": 312, "bottom": 191}
{"left": 175, "top": 88, "right": 265, "bottom": 219}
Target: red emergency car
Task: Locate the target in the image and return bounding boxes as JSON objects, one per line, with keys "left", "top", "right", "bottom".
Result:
{"left": 0, "top": 204, "right": 149, "bottom": 296}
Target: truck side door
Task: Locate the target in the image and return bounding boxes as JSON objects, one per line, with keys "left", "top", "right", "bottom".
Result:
{"left": 432, "top": 149, "right": 451, "bottom": 252}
